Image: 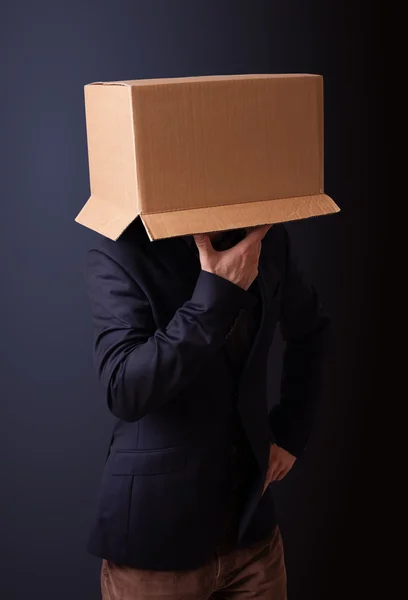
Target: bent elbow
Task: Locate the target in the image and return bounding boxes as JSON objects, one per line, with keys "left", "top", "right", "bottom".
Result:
{"left": 103, "top": 369, "right": 144, "bottom": 422}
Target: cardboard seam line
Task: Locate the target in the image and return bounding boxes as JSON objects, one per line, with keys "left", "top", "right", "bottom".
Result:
{"left": 128, "top": 87, "right": 141, "bottom": 212}
{"left": 139, "top": 215, "right": 153, "bottom": 240}
{"left": 139, "top": 193, "right": 326, "bottom": 216}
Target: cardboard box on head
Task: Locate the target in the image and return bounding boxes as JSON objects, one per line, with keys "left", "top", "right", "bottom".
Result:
{"left": 75, "top": 74, "right": 340, "bottom": 242}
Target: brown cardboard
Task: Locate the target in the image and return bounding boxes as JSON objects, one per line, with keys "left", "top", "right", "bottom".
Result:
{"left": 75, "top": 74, "right": 340, "bottom": 241}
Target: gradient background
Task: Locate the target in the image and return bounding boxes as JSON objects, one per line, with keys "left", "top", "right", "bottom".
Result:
{"left": 1, "top": 1, "right": 386, "bottom": 599}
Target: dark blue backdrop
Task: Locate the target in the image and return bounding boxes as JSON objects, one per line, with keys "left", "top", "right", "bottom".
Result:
{"left": 1, "top": 2, "right": 384, "bottom": 599}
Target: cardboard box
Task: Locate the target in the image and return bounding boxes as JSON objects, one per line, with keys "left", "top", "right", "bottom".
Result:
{"left": 75, "top": 74, "right": 340, "bottom": 241}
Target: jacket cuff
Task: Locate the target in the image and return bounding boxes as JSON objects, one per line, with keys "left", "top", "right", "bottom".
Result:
{"left": 190, "top": 270, "right": 255, "bottom": 340}
{"left": 268, "top": 428, "right": 277, "bottom": 446}
{"left": 268, "top": 409, "right": 306, "bottom": 458}
{"left": 270, "top": 429, "right": 306, "bottom": 459}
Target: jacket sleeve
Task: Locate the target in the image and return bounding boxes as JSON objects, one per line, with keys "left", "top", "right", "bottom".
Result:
{"left": 85, "top": 249, "right": 252, "bottom": 422}
{"left": 268, "top": 229, "right": 331, "bottom": 457}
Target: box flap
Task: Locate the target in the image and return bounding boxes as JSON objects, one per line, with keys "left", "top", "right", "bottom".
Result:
{"left": 76, "top": 83, "right": 139, "bottom": 239}
{"left": 75, "top": 195, "right": 138, "bottom": 240}
{"left": 140, "top": 193, "right": 340, "bottom": 241}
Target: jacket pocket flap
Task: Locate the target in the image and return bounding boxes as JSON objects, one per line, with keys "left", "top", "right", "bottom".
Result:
{"left": 111, "top": 447, "right": 186, "bottom": 475}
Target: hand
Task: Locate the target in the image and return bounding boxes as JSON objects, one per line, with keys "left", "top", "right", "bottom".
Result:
{"left": 193, "top": 225, "right": 272, "bottom": 291}
{"left": 263, "top": 443, "right": 296, "bottom": 493}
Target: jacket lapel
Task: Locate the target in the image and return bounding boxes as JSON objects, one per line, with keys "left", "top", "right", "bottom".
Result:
{"left": 239, "top": 251, "right": 281, "bottom": 395}
{"left": 239, "top": 253, "right": 281, "bottom": 462}
{"left": 236, "top": 256, "right": 281, "bottom": 541}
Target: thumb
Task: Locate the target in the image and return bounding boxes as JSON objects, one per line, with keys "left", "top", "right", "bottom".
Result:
{"left": 244, "top": 224, "right": 272, "bottom": 244}
{"left": 193, "top": 233, "right": 213, "bottom": 257}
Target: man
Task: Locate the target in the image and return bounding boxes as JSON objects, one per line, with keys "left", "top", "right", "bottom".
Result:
{"left": 84, "top": 217, "right": 330, "bottom": 599}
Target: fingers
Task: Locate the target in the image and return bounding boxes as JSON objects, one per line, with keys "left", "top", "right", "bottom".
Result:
{"left": 263, "top": 467, "right": 276, "bottom": 492}
{"left": 193, "top": 233, "right": 213, "bottom": 257}
{"left": 236, "top": 224, "right": 272, "bottom": 252}
{"left": 245, "top": 224, "right": 272, "bottom": 243}
{"left": 265, "top": 467, "right": 287, "bottom": 488}
{"left": 267, "top": 466, "right": 281, "bottom": 483}
{"left": 274, "top": 467, "right": 289, "bottom": 481}
{"left": 264, "top": 443, "right": 297, "bottom": 489}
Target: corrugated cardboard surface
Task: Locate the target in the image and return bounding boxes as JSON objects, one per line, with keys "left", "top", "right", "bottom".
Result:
{"left": 75, "top": 74, "right": 340, "bottom": 241}
{"left": 132, "top": 75, "right": 323, "bottom": 214}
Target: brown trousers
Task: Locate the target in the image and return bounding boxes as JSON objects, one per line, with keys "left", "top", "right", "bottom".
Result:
{"left": 101, "top": 482, "right": 286, "bottom": 599}
{"left": 101, "top": 523, "right": 286, "bottom": 599}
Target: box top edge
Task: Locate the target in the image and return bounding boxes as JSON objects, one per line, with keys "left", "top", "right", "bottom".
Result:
{"left": 86, "top": 73, "right": 322, "bottom": 88}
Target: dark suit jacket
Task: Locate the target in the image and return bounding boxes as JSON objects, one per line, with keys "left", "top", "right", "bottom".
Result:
{"left": 85, "top": 218, "right": 330, "bottom": 570}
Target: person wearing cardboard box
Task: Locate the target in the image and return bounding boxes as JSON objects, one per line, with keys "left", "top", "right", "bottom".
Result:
{"left": 77, "top": 74, "right": 338, "bottom": 599}
{"left": 84, "top": 219, "right": 330, "bottom": 599}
